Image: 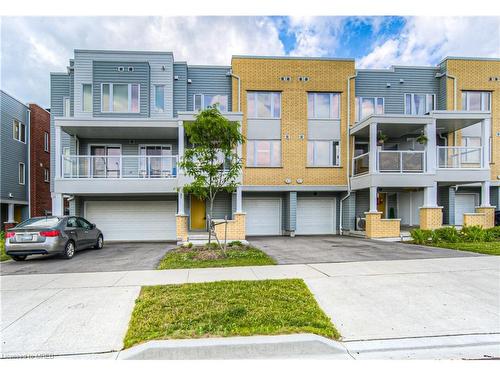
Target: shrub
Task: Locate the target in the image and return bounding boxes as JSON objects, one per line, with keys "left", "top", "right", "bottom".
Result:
{"left": 486, "top": 226, "right": 500, "bottom": 241}
{"left": 228, "top": 240, "right": 243, "bottom": 247}
{"left": 460, "top": 226, "right": 485, "bottom": 242}
{"left": 410, "top": 229, "right": 432, "bottom": 244}
{"left": 433, "top": 227, "right": 460, "bottom": 243}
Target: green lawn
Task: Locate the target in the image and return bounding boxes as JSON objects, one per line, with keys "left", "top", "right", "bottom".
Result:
{"left": 0, "top": 233, "right": 10, "bottom": 262}
{"left": 123, "top": 279, "right": 339, "bottom": 348}
{"left": 429, "top": 241, "right": 500, "bottom": 256}
{"left": 157, "top": 243, "right": 276, "bottom": 269}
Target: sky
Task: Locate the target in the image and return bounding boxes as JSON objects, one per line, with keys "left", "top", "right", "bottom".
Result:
{"left": 1, "top": 16, "right": 499, "bottom": 108}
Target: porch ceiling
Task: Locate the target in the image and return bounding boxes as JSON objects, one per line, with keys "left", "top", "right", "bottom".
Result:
{"left": 352, "top": 123, "right": 425, "bottom": 139}
{"left": 61, "top": 125, "right": 179, "bottom": 139}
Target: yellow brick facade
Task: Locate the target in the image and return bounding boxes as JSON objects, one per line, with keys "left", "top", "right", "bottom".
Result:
{"left": 443, "top": 58, "right": 500, "bottom": 182}
{"left": 231, "top": 57, "right": 355, "bottom": 187}
{"left": 475, "top": 206, "right": 495, "bottom": 228}
{"left": 213, "top": 213, "right": 246, "bottom": 241}
{"left": 176, "top": 214, "right": 189, "bottom": 242}
{"left": 365, "top": 212, "right": 401, "bottom": 238}
{"left": 419, "top": 207, "right": 443, "bottom": 230}
{"left": 463, "top": 213, "right": 486, "bottom": 227}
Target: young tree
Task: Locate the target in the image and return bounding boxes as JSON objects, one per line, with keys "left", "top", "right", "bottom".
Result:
{"left": 179, "top": 106, "right": 244, "bottom": 243}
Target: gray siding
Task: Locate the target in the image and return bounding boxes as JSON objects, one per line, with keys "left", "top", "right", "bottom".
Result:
{"left": 438, "top": 186, "right": 451, "bottom": 224}
{"left": 355, "top": 66, "right": 440, "bottom": 115}
{"left": 355, "top": 189, "right": 370, "bottom": 218}
{"left": 50, "top": 73, "right": 72, "bottom": 191}
{"left": 0, "top": 91, "right": 30, "bottom": 202}
{"left": 341, "top": 192, "right": 356, "bottom": 231}
{"left": 209, "top": 192, "right": 232, "bottom": 220}
{"left": 187, "top": 66, "right": 232, "bottom": 111}
{"left": 491, "top": 186, "right": 499, "bottom": 208}
{"left": 437, "top": 62, "right": 448, "bottom": 110}
{"left": 173, "top": 62, "right": 188, "bottom": 116}
{"left": 92, "top": 61, "right": 150, "bottom": 118}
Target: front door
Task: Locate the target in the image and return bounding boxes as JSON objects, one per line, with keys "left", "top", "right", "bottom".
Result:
{"left": 90, "top": 145, "right": 121, "bottom": 178}
{"left": 377, "top": 193, "right": 387, "bottom": 218}
{"left": 190, "top": 196, "right": 206, "bottom": 230}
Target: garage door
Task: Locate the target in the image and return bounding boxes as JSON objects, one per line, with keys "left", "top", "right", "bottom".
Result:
{"left": 399, "top": 191, "right": 424, "bottom": 226}
{"left": 85, "top": 201, "right": 176, "bottom": 241}
{"left": 243, "top": 198, "right": 281, "bottom": 236}
{"left": 296, "top": 197, "right": 336, "bottom": 235}
{"left": 455, "top": 194, "right": 477, "bottom": 226}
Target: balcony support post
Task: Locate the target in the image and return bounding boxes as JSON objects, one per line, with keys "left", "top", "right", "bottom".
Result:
{"left": 178, "top": 120, "right": 184, "bottom": 175}
{"left": 178, "top": 191, "right": 185, "bottom": 215}
{"left": 55, "top": 124, "right": 62, "bottom": 178}
{"left": 235, "top": 186, "right": 243, "bottom": 213}
{"left": 369, "top": 186, "right": 378, "bottom": 213}
{"left": 423, "top": 182, "right": 438, "bottom": 207}
{"left": 51, "top": 193, "right": 63, "bottom": 216}
{"left": 425, "top": 119, "right": 436, "bottom": 174}
{"left": 481, "top": 180, "right": 491, "bottom": 207}
{"left": 369, "top": 122, "right": 378, "bottom": 173}
{"left": 481, "top": 117, "right": 491, "bottom": 168}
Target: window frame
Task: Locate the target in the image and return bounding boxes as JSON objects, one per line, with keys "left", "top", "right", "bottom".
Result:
{"left": 82, "top": 84, "right": 92, "bottom": 113}
{"left": 18, "top": 162, "right": 25, "bottom": 185}
{"left": 154, "top": 85, "right": 165, "bottom": 113}
{"left": 44, "top": 168, "right": 50, "bottom": 183}
{"left": 193, "top": 93, "right": 229, "bottom": 112}
{"left": 100, "top": 83, "right": 141, "bottom": 113}
{"left": 12, "top": 119, "right": 26, "bottom": 143}
{"left": 404, "top": 93, "right": 436, "bottom": 115}
{"left": 63, "top": 96, "right": 71, "bottom": 117}
{"left": 307, "top": 92, "right": 341, "bottom": 120}
{"left": 461, "top": 91, "right": 491, "bottom": 111}
{"left": 44, "top": 132, "right": 49, "bottom": 153}
{"left": 307, "top": 140, "right": 341, "bottom": 167}
{"left": 246, "top": 91, "right": 282, "bottom": 119}
{"left": 246, "top": 140, "right": 281, "bottom": 167}
{"left": 355, "top": 97, "right": 384, "bottom": 122}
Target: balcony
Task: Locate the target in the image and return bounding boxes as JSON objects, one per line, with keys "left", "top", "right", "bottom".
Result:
{"left": 378, "top": 150, "right": 425, "bottom": 173}
{"left": 437, "top": 146, "right": 483, "bottom": 169}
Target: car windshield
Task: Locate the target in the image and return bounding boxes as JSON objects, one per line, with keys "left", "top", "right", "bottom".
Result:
{"left": 16, "top": 217, "right": 61, "bottom": 228}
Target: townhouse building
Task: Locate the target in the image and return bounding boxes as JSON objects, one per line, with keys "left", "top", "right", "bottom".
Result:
{"left": 50, "top": 50, "right": 498, "bottom": 243}
{"left": 1, "top": 90, "right": 51, "bottom": 230}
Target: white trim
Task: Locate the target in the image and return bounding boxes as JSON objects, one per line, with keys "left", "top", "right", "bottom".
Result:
{"left": 100, "top": 83, "right": 141, "bottom": 113}
{"left": 18, "top": 162, "right": 25, "bottom": 185}
{"left": 12, "top": 119, "right": 26, "bottom": 144}
{"left": 44, "top": 132, "right": 50, "bottom": 152}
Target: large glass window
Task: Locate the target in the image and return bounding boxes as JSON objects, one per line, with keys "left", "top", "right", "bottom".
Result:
{"left": 462, "top": 91, "right": 491, "bottom": 111}
{"left": 101, "top": 83, "right": 140, "bottom": 113}
{"left": 247, "top": 92, "right": 281, "bottom": 118}
{"left": 404, "top": 93, "right": 435, "bottom": 115}
{"left": 247, "top": 140, "right": 281, "bottom": 167}
{"left": 193, "top": 94, "right": 228, "bottom": 112}
{"left": 355, "top": 97, "right": 384, "bottom": 121}
{"left": 307, "top": 140, "right": 340, "bottom": 166}
{"left": 308, "top": 93, "right": 340, "bottom": 119}
{"left": 154, "top": 85, "right": 165, "bottom": 112}
{"left": 82, "top": 84, "right": 92, "bottom": 112}
{"left": 13, "top": 119, "right": 26, "bottom": 143}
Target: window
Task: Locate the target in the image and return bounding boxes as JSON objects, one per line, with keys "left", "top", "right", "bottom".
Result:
{"left": 247, "top": 92, "right": 281, "bottom": 118}
{"left": 44, "top": 168, "right": 50, "bottom": 182}
{"left": 154, "top": 85, "right": 165, "bottom": 112}
{"left": 193, "top": 94, "right": 228, "bottom": 112}
{"left": 462, "top": 91, "right": 491, "bottom": 111}
{"left": 101, "top": 83, "right": 140, "bottom": 113}
{"left": 307, "top": 140, "right": 340, "bottom": 166}
{"left": 82, "top": 84, "right": 92, "bottom": 112}
{"left": 44, "top": 132, "right": 49, "bottom": 152}
{"left": 77, "top": 218, "right": 92, "bottom": 230}
{"left": 247, "top": 140, "right": 281, "bottom": 167}
{"left": 355, "top": 97, "right": 384, "bottom": 121}
{"left": 308, "top": 93, "right": 340, "bottom": 119}
{"left": 63, "top": 97, "right": 71, "bottom": 117}
{"left": 13, "top": 119, "right": 26, "bottom": 143}
{"left": 18, "top": 163, "right": 25, "bottom": 185}
{"left": 404, "top": 93, "right": 435, "bottom": 115}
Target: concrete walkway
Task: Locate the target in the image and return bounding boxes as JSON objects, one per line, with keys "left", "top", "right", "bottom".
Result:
{"left": 1, "top": 256, "right": 499, "bottom": 358}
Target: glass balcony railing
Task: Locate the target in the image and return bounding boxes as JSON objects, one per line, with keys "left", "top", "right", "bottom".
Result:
{"left": 437, "top": 146, "right": 483, "bottom": 169}
{"left": 352, "top": 152, "right": 370, "bottom": 176}
{"left": 378, "top": 150, "right": 425, "bottom": 173}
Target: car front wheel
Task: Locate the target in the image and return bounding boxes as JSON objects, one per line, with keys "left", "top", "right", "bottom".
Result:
{"left": 12, "top": 255, "right": 27, "bottom": 261}
{"left": 62, "top": 241, "right": 75, "bottom": 259}
{"left": 94, "top": 235, "right": 104, "bottom": 250}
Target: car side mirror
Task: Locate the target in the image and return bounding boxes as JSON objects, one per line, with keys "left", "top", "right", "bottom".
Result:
{"left": 91, "top": 223, "right": 96, "bottom": 229}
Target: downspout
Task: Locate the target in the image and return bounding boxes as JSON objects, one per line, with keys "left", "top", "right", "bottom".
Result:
{"left": 227, "top": 69, "right": 241, "bottom": 112}
{"left": 436, "top": 71, "right": 458, "bottom": 145}
{"left": 340, "top": 73, "right": 357, "bottom": 235}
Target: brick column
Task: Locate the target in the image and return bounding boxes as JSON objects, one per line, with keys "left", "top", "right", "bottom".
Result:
{"left": 176, "top": 214, "right": 189, "bottom": 243}
{"left": 419, "top": 207, "right": 443, "bottom": 230}
{"left": 475, "top": 207, "right": 495, "bottom": 228}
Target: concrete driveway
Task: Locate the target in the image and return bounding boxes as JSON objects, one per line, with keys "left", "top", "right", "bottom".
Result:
{"left": 248, "top": 236, "right": 481, "bottom": 264}
{"left": 0, "top": 242, "right": 175, "bottom": 275}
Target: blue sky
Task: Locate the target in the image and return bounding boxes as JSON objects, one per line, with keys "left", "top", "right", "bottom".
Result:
{"left": 1, "top": 16, "right": 499, "bottom": 107}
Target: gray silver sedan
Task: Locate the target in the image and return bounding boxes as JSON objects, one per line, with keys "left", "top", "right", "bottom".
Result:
{"left": 5, "top": 216, "right": 103, "bottom": 261}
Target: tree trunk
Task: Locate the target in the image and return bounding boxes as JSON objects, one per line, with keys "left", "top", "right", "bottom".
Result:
{"left": 207, "top": 197, "right": 214, "bottom": 244}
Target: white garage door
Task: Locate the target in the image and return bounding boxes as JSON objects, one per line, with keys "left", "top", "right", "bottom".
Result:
{"left": 455, "top": 194, "right": 477, "bottom": 226}
{"left": 85, "top": 201, "right": 176, "bottom": 241}
{"left": 296, "top": 197, "right": 336, "bottom": 235}
{"left": 243, "top": 198, "right": 281, "bottom": 236}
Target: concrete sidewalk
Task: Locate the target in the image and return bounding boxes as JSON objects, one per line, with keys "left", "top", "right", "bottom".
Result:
{"left": 1, "top": 256, "right": 499, "bottom": 358}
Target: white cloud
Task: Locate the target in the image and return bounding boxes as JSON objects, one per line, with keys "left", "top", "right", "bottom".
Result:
{"left": 0, "top": 16, "right": 285, "bottom": 107}
{"left": 358, "top": 17, "right": 500, "bottom": 68}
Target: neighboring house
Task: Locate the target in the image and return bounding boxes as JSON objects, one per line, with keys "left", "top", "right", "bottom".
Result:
{"left": 50, "top": 50, "right": 498, "bottom": 242}
{"left": 1, "top": 91, "right": 51, "bottom": 230}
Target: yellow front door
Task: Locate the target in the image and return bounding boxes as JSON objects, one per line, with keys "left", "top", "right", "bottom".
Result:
{"left": 190, "top": 196, "right": 206, "bottom": 230}
{"left": 377, "top": 193, "right": 387, "bottom": 218}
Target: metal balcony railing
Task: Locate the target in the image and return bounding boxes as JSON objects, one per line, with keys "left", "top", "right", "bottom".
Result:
{"left": 61, "top": 155, "right": 178, "bottom": 178}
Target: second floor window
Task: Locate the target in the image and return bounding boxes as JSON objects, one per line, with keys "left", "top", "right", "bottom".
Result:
{"left": 193, "top": 94, "right": 228, "bottom": 112}
{"left": 82, "top": 84, "right": 92, "bottom": 112}
{"left": 44, "top": 132, "right": 49, "bottom": 152}
{"left": 405, "top": 93, "right": 435, "bottom": 115}
{"left": 308, "top": 93, "right": 340, "bottom": 119}
{"left": 13, "top": 119, "right": 26, "bottom": 143}
{"left": 355, "top": 97, "right": 384, "bottom": 122}
{"left": 247, "top": 92, "right": 281, "bottom": 118}
{"left": 307, "top": 140, "right": 340, "bottom": 167}
{"left": 154, "top": 85, "right": 165, "bottom": 112}
{"left": 101, "top": 83, "right": 140, "bottom": 113}
{"left": 462, "top": 91, "right": 491, "bottom": 111}
{"left": 247, "top": 140, "right": 281, "bottom": 167}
